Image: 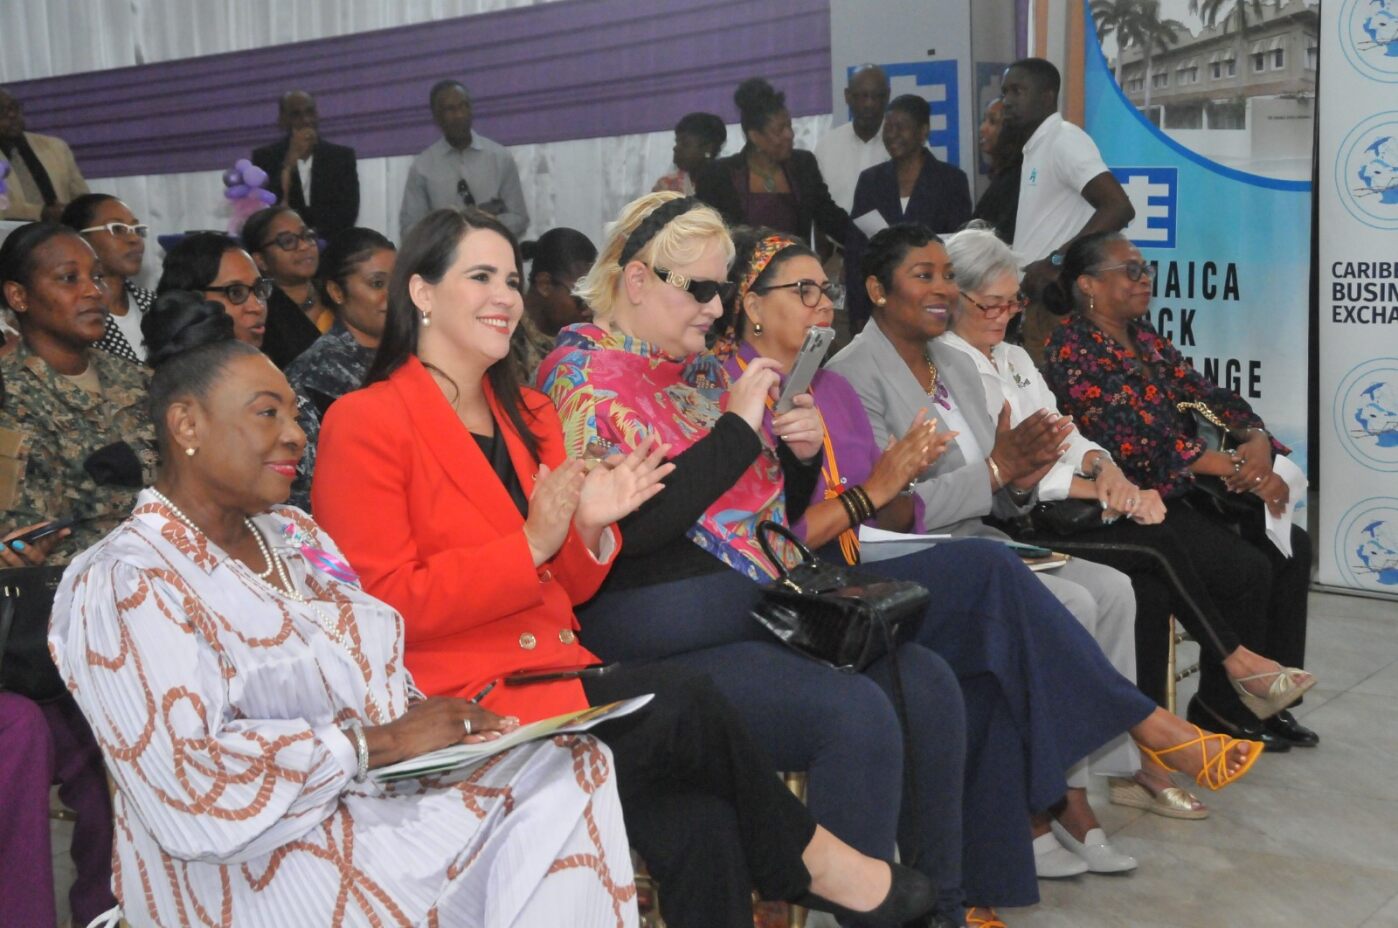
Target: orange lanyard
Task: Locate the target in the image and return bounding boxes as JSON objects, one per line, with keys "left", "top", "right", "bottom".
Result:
{"left": 733, "top": 353, "right": 860, "bottom": 564}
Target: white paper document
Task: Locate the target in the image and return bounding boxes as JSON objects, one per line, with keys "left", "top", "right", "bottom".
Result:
{"left": 371, "top": 694, "right": 654, "bottom": 783}
{"left": 857, "top": 525, "right": 952, "bottom": 562}
{"left": 853, "top": 210, "right": 890, "bottom": 238}
{"left": 1265, "top": 455, "right": 1308, "bottom": 558}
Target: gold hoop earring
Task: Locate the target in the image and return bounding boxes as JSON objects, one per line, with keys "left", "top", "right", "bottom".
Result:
{"left": 752, "top": 322, "right": 763, "bottom": 336}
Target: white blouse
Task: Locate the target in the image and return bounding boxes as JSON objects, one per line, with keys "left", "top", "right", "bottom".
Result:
{"left": 50, "top": 491, "right": 637, "bottom": 928}
{"left": 941, "top": 331, "right": 1107, "bottom": 501}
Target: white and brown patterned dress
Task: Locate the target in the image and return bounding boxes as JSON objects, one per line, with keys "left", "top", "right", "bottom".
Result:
{"left": 50, "top": 491, "right": 638, "bottom": 928}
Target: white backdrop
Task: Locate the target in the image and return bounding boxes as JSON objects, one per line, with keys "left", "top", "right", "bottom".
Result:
{"left": 1, "top": 0, "right": 831, "bottom": 268}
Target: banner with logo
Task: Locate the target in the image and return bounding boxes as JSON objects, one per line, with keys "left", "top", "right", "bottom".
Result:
{"left": 1318, "top": 1, "right": 1398, "bottom": 595}
{"left": 1080, "top": 0, "right": 1316, "bottom": 514}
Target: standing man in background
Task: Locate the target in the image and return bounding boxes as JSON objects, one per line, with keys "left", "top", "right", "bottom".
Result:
{"left": 814, "top": 64, "right": 892, "bottom": 215}
{"left": 1001, "top": 58, "right": 1133, "bottom": 364}
{"left": 399, "top": 80, "right": 529, "bottom": 238}
{"left": 251, "top": 90, "right": 360, "bottom": 237}
{"left": 0, "top": 88, "right": 88, "bottom": 222}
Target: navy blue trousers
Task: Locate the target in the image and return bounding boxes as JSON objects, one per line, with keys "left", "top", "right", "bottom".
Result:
{"left": 870, "top": 539, "right": 1155, "bottom": 907}
{"left": 579, "top": 571, "right": 968, "bottom": 925}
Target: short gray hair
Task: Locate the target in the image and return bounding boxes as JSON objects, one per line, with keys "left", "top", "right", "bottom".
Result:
{"left": 945, "top": 224, "right": 1020, "bottom": 294}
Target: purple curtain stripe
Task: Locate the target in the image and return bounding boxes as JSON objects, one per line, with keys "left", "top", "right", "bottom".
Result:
{"left": 5, "top": 0, "right": 833, "bottom": 179}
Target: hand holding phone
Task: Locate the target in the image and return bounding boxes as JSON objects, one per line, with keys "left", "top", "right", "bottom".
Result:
{"left": 775, "top": 326, "right": 835, "bottom": 413}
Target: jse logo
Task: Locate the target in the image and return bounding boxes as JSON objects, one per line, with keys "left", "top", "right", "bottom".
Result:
{"left": 1112, "top": 166, "right": 1178, "bottom": 249}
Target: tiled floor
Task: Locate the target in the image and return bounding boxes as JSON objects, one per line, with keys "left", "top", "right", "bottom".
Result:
{"left": 51, "top": 590, "right": 1398, "bottom": 928}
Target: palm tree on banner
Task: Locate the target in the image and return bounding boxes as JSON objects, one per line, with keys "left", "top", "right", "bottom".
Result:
{"left": 1091, "top": 0, "right": 1141, "bottom": 86}
{"left": 1189, "top": 0, "right": 1268, "bottom": 79}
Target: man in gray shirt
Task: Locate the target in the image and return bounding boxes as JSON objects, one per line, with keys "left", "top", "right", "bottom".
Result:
{"left": 399, "top": 80, "right": 529, "bottom": 238}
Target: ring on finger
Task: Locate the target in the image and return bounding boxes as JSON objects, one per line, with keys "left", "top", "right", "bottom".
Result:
{"left": 463, "top": 718, "right": 473, "bottom": 736}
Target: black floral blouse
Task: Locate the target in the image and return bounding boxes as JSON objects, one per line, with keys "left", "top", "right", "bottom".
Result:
{"left": 1042, "top": 314, "right": 1288, "bottom": 500}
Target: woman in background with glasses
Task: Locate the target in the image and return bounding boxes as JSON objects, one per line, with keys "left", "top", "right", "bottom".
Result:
{"left": 242, "top": 205, "right": 327, "bottom": 368}
{"left": 62, "top": 193, "right": 153, "bottom": 363}
{"left": 1037, "top": 230, "right": 1317, "bottom": 754}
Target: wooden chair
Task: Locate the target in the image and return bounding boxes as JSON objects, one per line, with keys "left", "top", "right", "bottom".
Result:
{"left": 1166, "top": 617, "right": 1201, "bottom": 714}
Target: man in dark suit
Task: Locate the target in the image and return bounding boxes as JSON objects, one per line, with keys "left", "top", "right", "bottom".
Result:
{"left": 251, "top": 91, "right": 359, "bottom": 236}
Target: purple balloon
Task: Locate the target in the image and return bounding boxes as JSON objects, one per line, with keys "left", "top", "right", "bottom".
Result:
{"left": 256, "top": 189, "right": 278, "bottom": 205}
{"left": 225, "top": 184, "right": 251, "bottom": 199}
{"left": 234, "top": 157, "right": 254, "bottom": 173}
{"left": 222, "top": 168, "right": 242, "bottom": 187}
{"left": 242, "top": 164, "right": 269, "bottom": 188}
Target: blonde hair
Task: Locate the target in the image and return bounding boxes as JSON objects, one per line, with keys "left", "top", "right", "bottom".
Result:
{"left": 574, "top": 191, "right": 735, "bottom": 323}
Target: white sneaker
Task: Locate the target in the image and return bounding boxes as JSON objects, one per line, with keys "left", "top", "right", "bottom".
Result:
{"left": 1049, "top": 820, "right": 1139, "bottom": 874}
{"left": 1032, "top": 830, "right": 1088, "bottom": 878}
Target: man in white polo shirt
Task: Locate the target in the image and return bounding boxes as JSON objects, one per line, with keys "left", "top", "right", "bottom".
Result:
{"left": 1002, "top": 58, "right": 1134, "bottom": 363}
{"left": 814, "top": 65, "right": 891, "bottom": 215}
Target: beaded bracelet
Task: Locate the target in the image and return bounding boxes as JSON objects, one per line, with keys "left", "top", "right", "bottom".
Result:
{"left": 340, "top": 718, "right": 369, "bottom": 783}
{"left": 837, "top": 491, "right": 863, "bottom": 529}
{"left": 848, "top": 485, "right": 877, "bottom": 523}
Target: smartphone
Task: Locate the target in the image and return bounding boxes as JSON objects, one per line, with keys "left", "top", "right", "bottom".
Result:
{"left": 775, "top": 326, "right": 836, "bottom": 414}
{"left": 503, "top": 664, "right": 612, "bottom": 687}
{"left": 1003, "top": 539, "right": 1054, "bottom": 559}
{"left": 6, "top": 516, "right": 77, "bottom": 548}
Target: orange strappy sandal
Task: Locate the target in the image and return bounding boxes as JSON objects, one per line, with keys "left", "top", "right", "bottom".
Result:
{"left": 967, "top": 906, "right": 1007, "bottom": 927}
{"left": 1137, "top": 724, "right": 1263, "bottom": 790}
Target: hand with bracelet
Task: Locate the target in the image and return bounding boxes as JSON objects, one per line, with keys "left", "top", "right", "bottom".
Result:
{"left": 1222, "top": 428, "right": 1273, "bottom": 494}
{"left": 1084, "top": 452, "right": 1166, "bottom": 524}
{"left": 342, "top": 697, "right": 521, "bottom": 782}
{"left": 865, "top": 409, "right": 956, "bottom": 505}
{"left": 988, "top": 403, "right": 1074, "bottom": 493}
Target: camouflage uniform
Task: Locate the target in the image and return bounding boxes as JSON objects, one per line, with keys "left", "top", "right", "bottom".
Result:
{"left": 284, "top": 323, "right": 373, "bottom": 513}
{"left": 0, "top": 339, "right": 157, "bottom": 564}
{"left": 510, "top": 314, "right": 557, "bottom": 387}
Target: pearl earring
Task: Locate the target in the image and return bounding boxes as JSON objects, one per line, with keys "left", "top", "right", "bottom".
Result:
{"left": 1089, "top": 295, "right": 1095, "bottom": 313}
{"left": 421, "top": 310, "right": 432, "bottom": 328}
{"left": 875, "top": 297, "right": 887, "bottom": 306}
{"left": 185, "top": 447, "right": 196, "bottom": 457}
{"left": 752, "top": 322, "right": 763, "bottom": 335}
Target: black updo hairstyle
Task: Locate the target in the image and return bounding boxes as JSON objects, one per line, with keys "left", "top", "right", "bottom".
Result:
{"left": 141, "top": 290, "right": 261, "bottom": 445}
{"left": 734, "top": 78, "right": 787, "bottom": 138}
{"left": 156, "top": 232, "right": 244, "bottom": 296}
{"left": 241, "top": 205, "right": 299, "bottom": 255}
{"left": 521, "top": 227, "right": 597, "bottom": 286}
{"left": 0, "top": 222, "right": 88, "bottom": 311}
{"left": 1040, "top": 231, "right": 1126, "bottom": 316}
{"left": 860, "top": 223, "right": 942, "bottom": 297}
{"left": 366, "top": 207, "right": 540, "bottom": 460}
{"left": 675, "top": 112, "right": 727, "bottom": 156}
{"left": 887, "top": 94, "right": 931, "bottom": 127}
{"left": 316, "top": 227, "right": 396, "bottom": 307}
{"left": 718, "top": 226, "right": 816, "bottom": 339}
{"left": 59, "top": 193, "right": 119, "bottom": 232}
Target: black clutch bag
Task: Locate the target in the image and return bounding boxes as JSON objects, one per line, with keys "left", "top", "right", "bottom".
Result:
{"left": 1177, "top": 401, "right": 1263, "bottom": 521}
{"left": 0, "top": 566, "right": 68, "bottom": 702}
{"left": 750, "top": 521, "right": 928, "bottom": 672}
{"left": 1028, "top": 498, "right": 1108, "bottom": 536}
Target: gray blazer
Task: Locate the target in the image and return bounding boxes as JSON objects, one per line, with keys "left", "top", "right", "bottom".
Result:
{"left": 825, "top": 322, "right": 1034, "bottom": 536}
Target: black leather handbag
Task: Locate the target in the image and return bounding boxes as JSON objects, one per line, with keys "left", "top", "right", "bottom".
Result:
{"left": 750, "top": 521, "right": 928, "bottom": 672}
{"left": 1027, "top": 498, "right": 1108, "bottom": 536}
{"left": 1177, "top": 401, "right": 1263, "bottom": 521}
{"left": 0, "top": 566, "right": 68, "bottom": 702}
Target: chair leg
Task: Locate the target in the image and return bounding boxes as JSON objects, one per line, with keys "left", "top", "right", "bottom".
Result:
{"left": 784, "top": 773, "right": 808, "bottom": 928}
{"left": 1167, "top": 615, "right": 1178, "bottom": 714}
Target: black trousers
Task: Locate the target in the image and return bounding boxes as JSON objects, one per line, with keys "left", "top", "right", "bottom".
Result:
{"left": 582, "top": 662, "right": 817, "bottom": 928}
{"left": 1020, "top": 495, "right": 1311, "bottom": 726}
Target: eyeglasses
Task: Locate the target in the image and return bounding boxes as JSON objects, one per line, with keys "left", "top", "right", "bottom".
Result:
{"left": 1092, "top": 261, "right": 1153, "bottom": 282}
{"left": 755, "top": 279, "right": 845, "bottom": 310}
{"left": 653, "top": 266, "right": 737, "bottom": 305}
{"left": 959, "top": 290, "right": 1028, "bottom": 318}
{"left": 79, "top": 222, "right": 149, "bottom": 239}
{"left": 203, "top": 278, "right": 274, "bottom": 305}
{"left": 261, "top": 229, "right": 319, "bottom": 251}
{"left": 457, "top": 178, "right": 476, "bottom": 207}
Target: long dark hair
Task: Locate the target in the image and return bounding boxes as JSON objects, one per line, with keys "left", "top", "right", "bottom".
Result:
{"left": 156, "top": 232, "right": 242, "bottom": 295}
{"left": 1042, "top": 231, "right": 1125, "bottom": 316}
{"left": 367, "top": 207, "right": 540, "bottom": 460}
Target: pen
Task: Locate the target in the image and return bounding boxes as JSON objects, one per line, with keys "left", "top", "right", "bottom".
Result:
{"left": 470, "top": 681, "right": 497, "bottom": 704}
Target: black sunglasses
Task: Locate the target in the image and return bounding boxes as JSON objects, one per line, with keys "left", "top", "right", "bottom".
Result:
{"left": 203, "top": 278, "right": 274, "bottom": 305}
{"left": 653, "top": 266, "right": 737, "bottom": 305}
{"left": 457, "top": 178, "right": 476, "bottom": 207}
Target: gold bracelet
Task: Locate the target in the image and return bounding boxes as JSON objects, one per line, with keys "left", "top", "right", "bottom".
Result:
{"left": 987, "top": 456, "right": 1005, "bottom": 490}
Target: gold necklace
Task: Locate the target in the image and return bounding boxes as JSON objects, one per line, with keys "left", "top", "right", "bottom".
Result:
{"left": 924, "top": 353, "right": 939, "bottom": 397}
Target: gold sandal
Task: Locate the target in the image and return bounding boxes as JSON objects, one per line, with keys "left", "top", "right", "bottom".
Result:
{"left": 1108, "top": 776, "right": 1209, "bottom": 820}
{"left": 1230, "top": 667, "right": 1315, "bottom": 719}
{"left": 1137, "top": 725, "right": 1262, "bottom": 790}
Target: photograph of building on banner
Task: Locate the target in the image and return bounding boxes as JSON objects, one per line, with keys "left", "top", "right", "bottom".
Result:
{"left": 1091, "top": 0, "right": 1317, "bottom": 181}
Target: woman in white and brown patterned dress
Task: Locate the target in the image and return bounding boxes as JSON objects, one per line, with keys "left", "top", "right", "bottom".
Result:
{"left": 49, "top": 292, "right": 642, "bottom": 928}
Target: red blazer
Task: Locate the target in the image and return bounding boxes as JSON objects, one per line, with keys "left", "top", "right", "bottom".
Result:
{"left": 313, "top": 356, "right": 615, "bottom": 722}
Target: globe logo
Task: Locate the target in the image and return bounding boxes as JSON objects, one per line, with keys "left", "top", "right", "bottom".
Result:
{"left": 1335, "top": 499, "right": 1398, "bottom": 590}
{"left": 1335, "top": 114, "right": 1398, "bottom": 230}
{"left": 1334, "top": 359, "right": 1398, "bottom": 470}
{"left": 1341, "top": 0, "right": 1398, "bottom": 81}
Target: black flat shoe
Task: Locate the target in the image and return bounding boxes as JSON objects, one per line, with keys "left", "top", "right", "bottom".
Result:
{"left": 1264, "top": 709, "right": 1319, "bottom": 747}
{"left": 796, "top": 861, "right": 936, "bottom": 927}
{"left": 1186, "top": 696, "right": 1291, "bottom": 753}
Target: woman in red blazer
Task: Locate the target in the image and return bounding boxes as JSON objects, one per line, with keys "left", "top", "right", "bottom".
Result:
{"left": 312, "top": 207, "right": 935, "bottom": 928}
